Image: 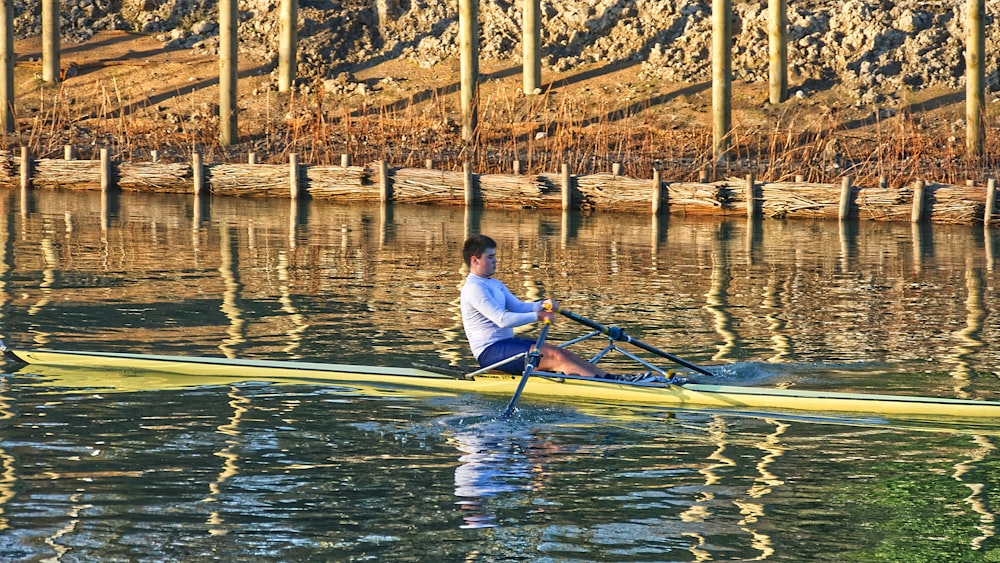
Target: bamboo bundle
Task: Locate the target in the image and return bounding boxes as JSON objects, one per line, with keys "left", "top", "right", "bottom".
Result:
{"left": 208, "top": 163, "right": 288, "bottom": 197}
{"left": 392, "top": 167, "right": 465, "bottom": 204}
{"left": 926, "top": 183, "right": 985, "bottom": 224}
{"left": 118, "top": 162, "right": 192, "bottom": 193}
{"left": 34, "top": 159, "right": 102, "bottom": 190}
{"left": 575, "top": 173, "right": 655, "bottom": 211}
{"left": 663, "top": 181, "right": 734, "bottom": 214}
{"left": 758, "top": 181, "right": 841, "bottom": 219}
{"left": 856, "top": 185, "right": 911, "bottom": 221}
{"left": 304, "top": 165, "right": 373, "bottom": 200}
{"left": 479, "top": 173, "right": 559, "bottom": 208}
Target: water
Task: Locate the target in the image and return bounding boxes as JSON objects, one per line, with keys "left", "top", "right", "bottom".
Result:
{"left": 0, "top": 188, "right": 999, "bottom": 561}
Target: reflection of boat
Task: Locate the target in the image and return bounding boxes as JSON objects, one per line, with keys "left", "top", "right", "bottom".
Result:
{"left": 8, "top": 347, "right": 1000, "bottom": 420}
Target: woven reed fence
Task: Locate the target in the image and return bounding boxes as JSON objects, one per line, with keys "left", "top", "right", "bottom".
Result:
{"left": 0, "top": 148, "right": 996, "bottom": 225}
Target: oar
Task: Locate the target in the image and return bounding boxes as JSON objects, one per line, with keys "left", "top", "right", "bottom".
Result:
{"left": 500, "top": 319, "right": 551, "bottom": 418}
{"left": 557, "top": 308, "right": 716, "bottom": 378}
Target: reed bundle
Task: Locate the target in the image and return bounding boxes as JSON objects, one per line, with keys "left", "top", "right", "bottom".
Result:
{"left": 662, "top": 182, "right": 732, "bottom": 214}
{"left": 575, "top": 173, "right": 654, "bottom": 211}
{"left": 34, "top": 159, "right": 102, "bottom": 189}
{"left": 925, "top": 183, "right": 985, "bottom": 224}
{"left": 392, "top": 167, "right": 465, "bottom": 204}
{"left": 478, "top": 173, "right": 558, "bottom": 208}
{"left": 758, "top": 181, "right": 841, "bottom": 219}
{"left": 303, "top": 165, "right": 372, "bottom": 200}
{"left": 0, "top": 151, "right": 17, "bottom": 186}
{"left": 855, "top": 185, "right": 912, "bottom": 221}
{"left": 208, "top": 163, "right": 288, "bottom": 197}
{"left": 118, "top": 162, "right": 192, "bottom": 193}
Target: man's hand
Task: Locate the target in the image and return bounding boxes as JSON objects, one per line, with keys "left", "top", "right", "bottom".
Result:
{"left": 538, "top": 298, "right": 558, "bottom": 323}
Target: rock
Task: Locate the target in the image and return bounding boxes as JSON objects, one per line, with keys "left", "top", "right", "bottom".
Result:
{"left": 7, "top": 0, "right": 998, "bottom": 105}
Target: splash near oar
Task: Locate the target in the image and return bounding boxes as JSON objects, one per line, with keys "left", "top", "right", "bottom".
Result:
{"left": 500, "top": 319, "right": 551, "bottom": 418}
{"left": 556, "top": 308, "right": 716, "bottom": 378}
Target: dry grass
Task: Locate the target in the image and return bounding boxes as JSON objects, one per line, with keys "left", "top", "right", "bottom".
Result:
{"left": 2, "top": 36, "right": 996, "bottom": 191}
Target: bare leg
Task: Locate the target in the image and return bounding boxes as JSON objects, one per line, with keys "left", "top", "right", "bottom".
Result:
{"left": 535, "top": 343, "right": 610, "bottom": 378}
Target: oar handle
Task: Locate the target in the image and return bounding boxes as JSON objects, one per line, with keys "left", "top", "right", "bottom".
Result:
{"left": 501, "top": 318, "right": 550, "bottom": 418}
{"left": 557, "top": 308, "right": 715, "bottom": 378}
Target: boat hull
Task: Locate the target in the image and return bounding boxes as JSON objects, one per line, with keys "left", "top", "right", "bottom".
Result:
{"left": 8, "top": 348, "right": 1000, "bottom": 419}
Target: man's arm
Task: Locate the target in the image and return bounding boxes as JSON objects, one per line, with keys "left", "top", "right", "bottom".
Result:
{"left": 467, "top": 281, "right": 539, "bottom": 328}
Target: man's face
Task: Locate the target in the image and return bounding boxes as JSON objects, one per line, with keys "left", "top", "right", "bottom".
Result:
{"left": 470, "top": 247, "right": 497, "bottom": 277}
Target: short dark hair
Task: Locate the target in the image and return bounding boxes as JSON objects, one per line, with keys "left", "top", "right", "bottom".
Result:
{"left": 463, "top": 234, "right": 496, "bottom": 266}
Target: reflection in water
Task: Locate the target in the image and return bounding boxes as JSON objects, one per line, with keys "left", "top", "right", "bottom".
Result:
{"left": 911, "top": 222, "right": 933, "bottom": 275}
{"left": 952, "top": 435, "right": 997, "bottom": 550}
{"left": 451, "top": 431, "right": 521, "bottom": 529}
{"left": 762, "top": 269, "right": 792, "bottom": 363}
{"left": 219, "top": 225, "right": 247, "bottom": 358}
{"left": 736, "top": 419, "right": 787, "bottom": 561}
{"left": 0, "top": 380, "right": 16, "bottom": 531}
{"left": 838, "top": 221, "right": 857, "bottom": 273}
{"left": 278, "top": 250, "right": 309, "bottom": 357}
{"left": 948, "top": 263, "right": 987, "bottom": 400}
{"left": 681, "top": 416, "right": 735, "bottom": 561}
{"left": 705, "top": 224, "right": 736, "bottom": 361}
{"left": 204, "top": 387, "right": 250, "bottom": 535}
{"left": 27, "top": 236, "right": 58, "bottom": 346}
{"left": 987, "top": 227, "right": 997, "bottom": 272}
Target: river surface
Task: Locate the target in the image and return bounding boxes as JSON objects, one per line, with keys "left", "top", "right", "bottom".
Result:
{"left": 1, "top": 188, "right": 999, "bottom": 561}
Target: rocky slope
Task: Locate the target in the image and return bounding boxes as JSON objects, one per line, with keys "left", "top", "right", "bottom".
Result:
{"left": 10, "top": 0, "right": 1000, "bottom": 106}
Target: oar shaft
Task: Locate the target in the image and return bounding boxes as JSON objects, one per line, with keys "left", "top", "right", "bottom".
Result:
{"left": 557, "top": 308, "right": 715, "bottom": 378}
{"left": 501, "top": 320, "right": 550, "bottom": 418}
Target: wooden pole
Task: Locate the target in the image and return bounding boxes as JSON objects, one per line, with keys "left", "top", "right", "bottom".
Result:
{"left": 911, "top": 179, "right": 925, "bottom": 223}
{"left": 513, "top": 160, "right": 522, "bottom": 175}
{"left": 192, "top": 152, "right": 204, "bottom": 195}
{"left": 41, "top": 0, "right": 59, "bottom": 84}
{"left": 612, "top": 162, "right": 622, "bottom": 176}
{"left": 248, "top": 151, "right": 257, "bottom": 164}
{"left": 561, "top": 162, "right": 572, "bottom": 210}
{"left": 219, "top": 0, "right": 238, "bottom": 145}
{"left": 985, "top": 178, "right": 997, "bottom": 226}
{"left": 967, "top": 0, "right": 986, "bottom": 157}
{"left": 712, "top": 0, "right": 732, "bottom": 163}
{"left": 522, "top": 0, "right": 541, "bottom": 95}
{"left": 100, "top": 148, "right": 111, "bottom": 192}
{"left": 838, "top": 176, "right": 853, "bottom": 220}
{"left": 651, "top": 168, "right": 663, "bottom": 215}
{"left": 341, "top": 153, "right": 351, "bottom": 167}
{"left": 767, "top": 0, "right": 787, "bottom": 104}
{"left": 745, "top": 172, "right": 756, "bottom": 218}
{"left": 459, "top": 0, "right": 479, "bottom": 143}
{"left": 64, "top": 145, "right": 75, "bottom": 160}
{"left": 20, "top": 147, "right": 30, "bottom": 190}
{"left": 289, "top": 153, "right": 299, "bottom": 199}
{"left": 0, "top": 1, "right": 13, "bottom": 133}
{"left": 378, "top": 160, "right": 390, "bottom": 201}
{"left": 278, "top": 0, "right": 298, "bottom": 92}
{"left": 150, "top": 149, "right": 159, "bottom": 162}
{"left": 463, "top": 161, "right": 474, "bottom": 207}
{"left": 425, "top": 158, "right": 434, "bottom": 169}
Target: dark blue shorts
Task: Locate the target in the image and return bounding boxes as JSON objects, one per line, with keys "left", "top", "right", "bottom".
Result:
{"left": 477, "top": 338, "right": 535, "bottom": 374}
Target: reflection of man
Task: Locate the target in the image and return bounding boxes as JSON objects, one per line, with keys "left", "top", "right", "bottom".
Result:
{"left": 460, "top": 234, "right": 657, "bottom": 382}
{"left": 452, "top": 430, "right": 532, "bottom": 529}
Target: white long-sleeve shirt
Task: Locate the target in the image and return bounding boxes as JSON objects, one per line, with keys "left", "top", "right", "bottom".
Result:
{"left": 460, "top": 273, "right": 542, "bottom": 359}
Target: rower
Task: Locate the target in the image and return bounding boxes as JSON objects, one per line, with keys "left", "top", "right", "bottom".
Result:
{"left": 459, "top": 234, "right": 659, "bottom": 383}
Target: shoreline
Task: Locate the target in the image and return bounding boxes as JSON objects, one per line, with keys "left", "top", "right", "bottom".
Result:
{"left": 5, "top": 146, "right": 996, "bottom": 226}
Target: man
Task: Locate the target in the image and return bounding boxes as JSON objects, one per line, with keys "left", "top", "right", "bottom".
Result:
{"left": 460, "top": 234, "right": 654, "bottom": 381}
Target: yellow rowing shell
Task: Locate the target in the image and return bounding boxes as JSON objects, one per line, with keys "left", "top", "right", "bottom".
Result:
{"left": 7, "top": 348, "right": 1000, "bottom": 419}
